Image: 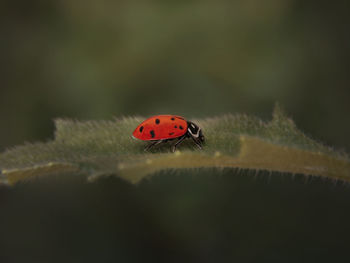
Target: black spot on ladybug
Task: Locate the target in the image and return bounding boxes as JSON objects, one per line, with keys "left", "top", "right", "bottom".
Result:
{"left": 179, "top": 125, "right": 184, "bottom": 130}
{"left": 150, "top": 130, "right": 155, "bottom": 138}
{"left": 171, "top": 117, "right": 175, "bottom": 121}
{"left": 155, "top": 119, "right": 160, "bottom": 124}
{"left": 169, "top": 132, "right": 174, "bottom": 135}
{"left": 139, "top": 126, "right": 144, "bottom": 133}
{"left": 174, "top": 125, "right": 177, "bottom": 128}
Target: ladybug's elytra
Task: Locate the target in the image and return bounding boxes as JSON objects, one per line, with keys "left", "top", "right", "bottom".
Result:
{"left": 132, "top": 115, "right": 204, "bottom": 152}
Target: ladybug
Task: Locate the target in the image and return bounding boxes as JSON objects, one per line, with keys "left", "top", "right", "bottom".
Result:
{"left": 132, "top": 115, "right": 205, "bottom": 152}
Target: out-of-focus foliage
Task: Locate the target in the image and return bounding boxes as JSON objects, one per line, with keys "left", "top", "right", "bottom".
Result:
{"left": 1, "top": 0, "right": 350, "bottom": 152}
{"left": 1, "top": 106, "right": 349, "bottom": 185}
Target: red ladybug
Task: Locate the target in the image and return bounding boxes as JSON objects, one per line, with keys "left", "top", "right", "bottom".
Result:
{"left": 132, "top": 115, "right": 205, "bottom": 152}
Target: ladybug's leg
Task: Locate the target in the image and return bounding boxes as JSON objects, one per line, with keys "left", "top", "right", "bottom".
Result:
{"left": 171, "top": 135, "right": 186, "bottom": 152}
{"left": 190, "top": 136, "right": 202, "bottom": 149}
{"left": 144, "top": 140, "right": 162, "bottom": 151}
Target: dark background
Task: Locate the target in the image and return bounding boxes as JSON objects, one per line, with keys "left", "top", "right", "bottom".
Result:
{"left": 1, "top": 1, "right": 350, "bottom": 262}
{"left": 1, "top": 172, "right": 350, "bottom": 263}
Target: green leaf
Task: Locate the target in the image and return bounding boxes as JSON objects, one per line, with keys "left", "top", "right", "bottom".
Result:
{"left": 1, "top": 104, "right": 349, "bottom": 186}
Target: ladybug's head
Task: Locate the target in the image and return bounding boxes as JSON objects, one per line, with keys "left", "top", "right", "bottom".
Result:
{"left": 187, "top": 121, "right": 205, "bottom": 144}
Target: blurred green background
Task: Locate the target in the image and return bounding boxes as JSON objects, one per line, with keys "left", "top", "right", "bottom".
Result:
{"left": 2, "top": 0, "right": 350, "bottom": 151}
{"left": 1, "top": 1, "right": 350, "bottom": 262}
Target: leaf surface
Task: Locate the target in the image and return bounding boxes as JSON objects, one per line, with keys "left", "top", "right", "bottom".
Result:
{"left": 1, "top": 105, "right": 349, "bottom": 185}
